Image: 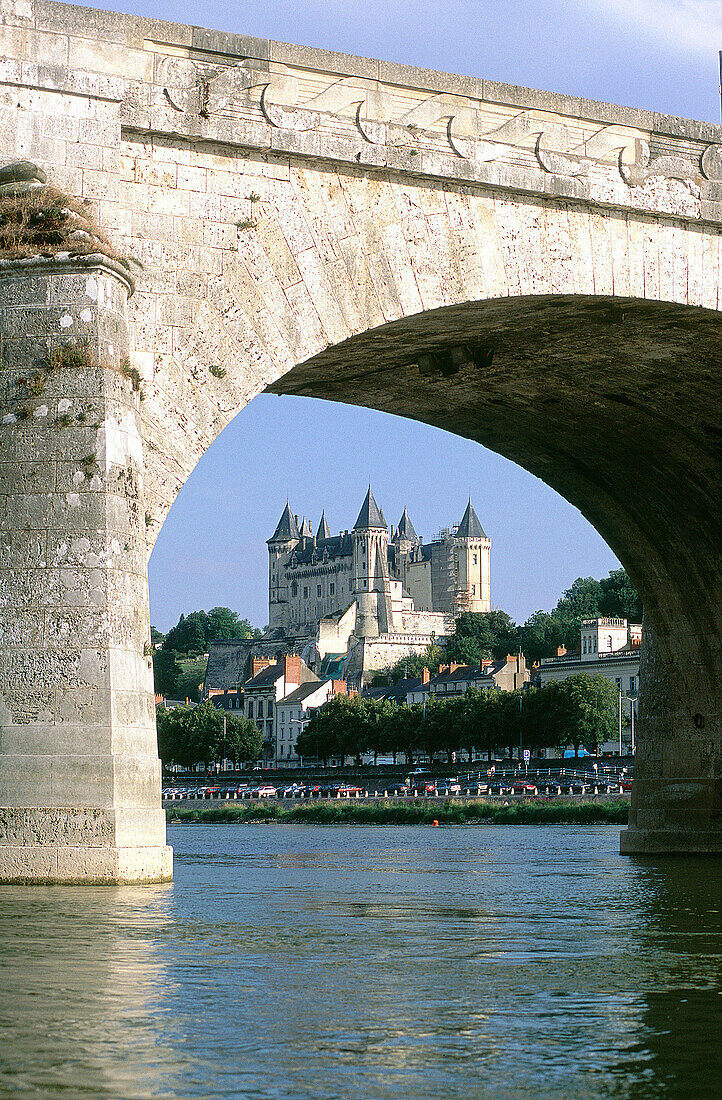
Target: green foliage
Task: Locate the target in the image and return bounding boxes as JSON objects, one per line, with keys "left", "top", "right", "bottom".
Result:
{"left": 161, "top": 607, "right": 262, "bottom": 655}
{"left": 153, "top": 648, "right": 182, "bottom": 698}
{"left": 167, "top": 798, "right": 630, "bottom": 827}
{"left": 383, "top": 643, "right": 445, "bottom": 683}
{"left": 296, "top": 674, "right": 618, "bottom": 764}
{"left": 446, "top": 610, "right": 519, "bottom": 663}
{"left": 157, "top": 700, "right": 262, "bottom": 767}
{"left": 150, "top": 625, "right": 165, "bottom": 646}
{"left": 209, "top": 364, "right": 227, "bottom": 379}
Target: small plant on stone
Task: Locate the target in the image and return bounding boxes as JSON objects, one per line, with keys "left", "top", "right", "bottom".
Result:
{"left": 236, "top": 218, "right": 257, "bottom": 231}
{"left": 49, "top": 340, "right": 93, "bottom": 372}
{"left": 54, "top": 412, "right": 72, "bottom": 427}
{"left": 16, "top": 405, "right": 31, "bottom": 421}
{"left": 120, "top": 357, "right": 142, "bottom": 392}
{"left": 209, "top": 364, "right": 227, "bottom": 379}
{"left": 80, "top": 452, "right": 97, "bottom": 472}
{"left": 145, "top": 512, "right": 152, "bottom": 527}
{"left": 26, "top": 372, "right": 47, "bottom": 395}
{"left": 248, "top": 192, "right": 261, "bottom": 203}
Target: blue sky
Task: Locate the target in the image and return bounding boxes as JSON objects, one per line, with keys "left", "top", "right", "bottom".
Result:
{"left": 115, "top": 0, "right": 722, "bottom": 630}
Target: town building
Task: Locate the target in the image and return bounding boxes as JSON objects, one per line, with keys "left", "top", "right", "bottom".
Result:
{"left": 534, "top": 617, "right": 641, "bottom": 753}
{"left": 275, "top": 679, "right": 348, "bottom": 767}
{"left": 241, "top": 655, "right": 319, "bottom": 754}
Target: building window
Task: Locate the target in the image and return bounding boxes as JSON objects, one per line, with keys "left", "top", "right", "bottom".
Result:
{"left": 330, "top": 583, "right": 335, "bottom": 595}
{"left": 616, "top": 678, "right": 622, "bottom": 688}
{"left": 583, "top": 638, "right": 587, "bottom": 654}
{"left": 247, "top": 701, "right": 253, "bottom": 718}
{"left": 471, "top": 584, "right": 476, "bottom": 596}
{"left": 291, "top": 582, "right": 298, "bottom": 597}
{"left": 303, "top": 586, "right": 309, "bottom": 598}
{"left": 473, "top": 554, "right": 477, "bottom": 565}
{"left": 629, "top": 676, "right": 636, "bottom": 693}
{"left": 317, "top": 584, "right": 322, "bottom": 597}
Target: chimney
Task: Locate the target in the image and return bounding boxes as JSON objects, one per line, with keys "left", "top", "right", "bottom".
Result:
{"left": 331, "top": 679, "right": 347, "bottom": 695}
{"left": 421, "top": 667, "right": 430, "bottom": 684}
{"left": 505, "top": 654, "right": 516, "bottom": 663}
{"left": 284, "top": 653, "right": 301, "bottom": 685}
{"left": 252, "top": 655, "right": 274, "bottom": 677}
{"left": 556, "top": 645, "right": 567, "bottom": 657}
{"left": 448, "top": 662, "right": 460, "bottom": 673}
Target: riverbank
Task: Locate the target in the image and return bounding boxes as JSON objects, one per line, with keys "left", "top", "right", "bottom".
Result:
{"left": 166, "top": 798, "right": 629, "bottom": 826}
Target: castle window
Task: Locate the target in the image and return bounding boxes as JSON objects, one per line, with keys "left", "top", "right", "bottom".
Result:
{"left": 257, "top": 700, "right": 263, "bottom": 718}
{"left": 291, "top": 582, "right": 298, "bottom": 597}
{"left": 317, "top": 585, "right": 322, "bottom": 597}
{"left": 247, "top": 701, "right": 253, "bottom": 718}
{"left": 303, "top": 586, "right": 309, "bottom": 598}
{"left": 330, "top": 583, "right": 335, "bottom": 595}
{"left": 583, "top": 638, "right": 587, "bottom": 654}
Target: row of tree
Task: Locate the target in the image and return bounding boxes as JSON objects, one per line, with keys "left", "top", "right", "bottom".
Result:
{"left": 381, "top": 568, "right": 642, "bottom": 682}
{"left": 157, "top": 701, "right": 263, "bottom": 768}
{"left": 296, "top": 674, "right": 619, "bottom": 766}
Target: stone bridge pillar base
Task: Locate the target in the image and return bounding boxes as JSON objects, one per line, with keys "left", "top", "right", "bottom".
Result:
{"left": 0, "top": 256, "right": 172, "bottom": 885}
{"left": 620, "top": 623, "right": 722, "bottom": 856}
{"left": 0, "top": 824, "right": 172, "bottom": 885}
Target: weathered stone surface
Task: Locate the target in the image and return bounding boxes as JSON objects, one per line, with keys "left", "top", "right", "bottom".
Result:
{"left": 0, "top": 257, "right": 171, "bottom": 883}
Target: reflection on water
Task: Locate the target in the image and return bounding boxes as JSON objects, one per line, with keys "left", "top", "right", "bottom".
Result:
{"left": 1, "top": 826, "right": 722, "bottom": 1097}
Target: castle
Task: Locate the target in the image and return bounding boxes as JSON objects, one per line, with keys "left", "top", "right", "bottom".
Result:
{"left": 267, "top": 489, "right": 491, "bottom": 682}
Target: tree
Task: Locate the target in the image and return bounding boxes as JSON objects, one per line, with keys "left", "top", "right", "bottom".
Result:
{"left": 153, "top": 648, "right": 182, "bottom": 698}
{"left": 163, "top": 612, "right": 207, "bottom": 655}
{"left": 382, "top": 643, "right": 445, "bottom": 684}
{"left": 384, "top": 702, "right": 424, "bottom": 764}
{"left": 150, "top": 625, "right": 165, "bottom": 646}
{"left": 556, "top": 674, "right": 618, "bottom": 756}
{"left": 518, "top": 610, "right": 564, "bottom": 663}
{"left": 162, "top": 607, "right": 262, "bottom": 655}
{"left": 446, "top": 611, "right": 519, "bottom": 664}
{"left": 598, "top": 568, "right": 643, "bottom": 622}
{"left": 296, "top": 694, "right": 367, "bottom": 765}
{"left": 156, "top": 701, "right": 262, "bottom": 767}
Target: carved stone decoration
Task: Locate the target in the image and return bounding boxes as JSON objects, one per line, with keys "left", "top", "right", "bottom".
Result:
{"left": 162, "top": 63, "right": 722, "bottom": 189}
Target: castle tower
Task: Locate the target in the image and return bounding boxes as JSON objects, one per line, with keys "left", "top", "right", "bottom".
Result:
{"left": 352, "top": 488, "right": 392, "bottom": 638}
{"left": 267, "top": 503, "right": 300, "bottom": 630}
{"left": 454, "top": 499, "right": 491, "bottom": 613}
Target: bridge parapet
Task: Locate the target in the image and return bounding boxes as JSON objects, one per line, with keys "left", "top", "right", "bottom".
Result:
{"left": 1, "top": 1, "right": 722, "bottom": 225}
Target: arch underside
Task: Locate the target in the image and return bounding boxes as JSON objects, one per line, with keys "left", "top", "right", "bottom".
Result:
{"left": 259, "top": 293, "right": 722, "bottom": 696}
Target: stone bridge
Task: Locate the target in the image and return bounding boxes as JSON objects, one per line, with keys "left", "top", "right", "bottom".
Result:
{"left": 1, "top": 0, "right": 722, "bottom": 880}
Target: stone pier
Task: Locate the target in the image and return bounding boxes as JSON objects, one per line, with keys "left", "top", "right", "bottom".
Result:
{"left": 0, "top": 254, "right": 171, "bottom": 883}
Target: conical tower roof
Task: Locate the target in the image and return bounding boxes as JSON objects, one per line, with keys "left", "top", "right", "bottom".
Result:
{"left": 457, "top": 499, "right": 486, "bottom": 539}
{"left": 316, "top": 511, "right": 331, "bottom": 540}
{"left": 396, "top": 506, "right": 418, "bottom": 541}
{"left": 300, "top": 517, "right": 313, "bottom": 538}
{"left": 268, "top": 502, "right": 300, "bottom": 543}
{"left": 353, "top": 487, "right": 387, "bottom": 530}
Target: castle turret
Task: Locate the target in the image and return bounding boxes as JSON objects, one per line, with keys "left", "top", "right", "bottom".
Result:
{"left": 454, "top": 499, "right": 491, "bottom": 613}
{"left": 267, "top": 503, "right": 300, "bottom": 630}
{"left": 352, "top": 488, "right": 392, "bottom": 637}
{"left": 316, "top": 511, "right": 331, "bottom": 541}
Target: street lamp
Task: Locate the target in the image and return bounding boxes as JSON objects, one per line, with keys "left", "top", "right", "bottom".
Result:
{"left": 626, "top": 690, "right": 638, "bottom": 754}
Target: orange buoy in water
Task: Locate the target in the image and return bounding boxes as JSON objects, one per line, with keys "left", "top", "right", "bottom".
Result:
{"left": 432, "top": 819, "right": 439, "bottom": 827}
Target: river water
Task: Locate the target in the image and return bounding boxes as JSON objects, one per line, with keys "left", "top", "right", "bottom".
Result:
{"left": 1, "top": 824, "right": 722, "bottom": 1098}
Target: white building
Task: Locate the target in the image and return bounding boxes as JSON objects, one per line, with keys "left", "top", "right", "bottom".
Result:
{"left": 274, "top": 679, "right": 346, "bottom": 767}
{"left": 535, "top": 617, "right": 641, "bottom": 753}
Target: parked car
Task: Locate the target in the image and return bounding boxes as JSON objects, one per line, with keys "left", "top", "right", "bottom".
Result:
{"left": 255, "top": 785, "right": 277, "bottom": 798}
